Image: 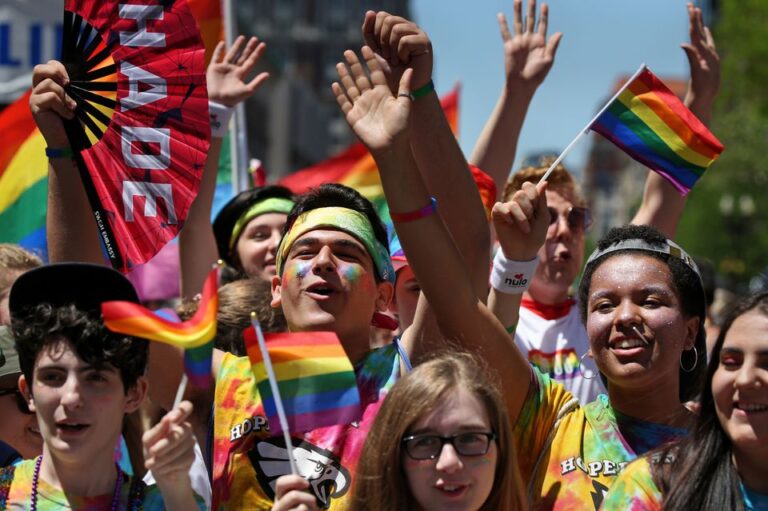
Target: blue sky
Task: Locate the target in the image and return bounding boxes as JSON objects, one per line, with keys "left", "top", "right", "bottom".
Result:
{"left": 411, "top": 0, "right": 695, "bottom": 178}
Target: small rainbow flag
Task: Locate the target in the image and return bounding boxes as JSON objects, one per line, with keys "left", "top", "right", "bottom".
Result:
{"left": 102, "top": 267, "right": 219, "bottom": 387}
{"left": 591, "top": 66, "right": 724, "bottom": 196}
{"left": 244, "top": 329, "right": 361, "bottom": 435}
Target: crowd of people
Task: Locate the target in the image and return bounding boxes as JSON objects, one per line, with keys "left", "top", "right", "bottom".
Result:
{"left": 0, "top": 1, "right": 765, "bottom": 510}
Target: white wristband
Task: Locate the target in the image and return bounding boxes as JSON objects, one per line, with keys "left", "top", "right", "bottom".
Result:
{"left": 209, "top": 101, "right": 234, "bottom": 138}
{"left": 490, "top": 251, "right": 539, "bottom": 294}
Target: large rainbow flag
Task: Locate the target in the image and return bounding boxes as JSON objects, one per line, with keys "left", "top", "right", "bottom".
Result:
{"left": 591, "top": 66, "right": 723, "bottom": 196}
{"left": 0, "top": 91, "right": 48, "bottom": 255}
{"left": 0, "top": 0, "right": 223, "bottom": 258}
{"left": 244, "top": 330, "right": 362, "bottom": 435}
{"left": 279, "top": 86, "right": 460, "bottom": 221}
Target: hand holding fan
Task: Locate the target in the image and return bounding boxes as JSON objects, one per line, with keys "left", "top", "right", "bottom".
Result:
{"left": 60, "top": 0, "right": 210, "bottom": 272}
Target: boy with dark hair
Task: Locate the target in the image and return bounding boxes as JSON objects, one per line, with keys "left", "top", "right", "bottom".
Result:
{"left": 2, "top": 263, "right": 204, "bottom": 510}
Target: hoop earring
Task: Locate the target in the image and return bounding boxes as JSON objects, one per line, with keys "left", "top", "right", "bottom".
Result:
{"left": 579, "top": 352, "right": 596, "bottom": 380}
{"left": 680, "top": 346, "right": 698, "bottom": 373}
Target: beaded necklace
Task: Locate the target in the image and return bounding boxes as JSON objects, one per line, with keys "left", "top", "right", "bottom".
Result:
{"left": 30, "top": 455, "right": 123, "bottom": 511}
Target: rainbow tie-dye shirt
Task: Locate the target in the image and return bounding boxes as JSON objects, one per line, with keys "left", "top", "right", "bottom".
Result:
{"left": 601, "top": 455, "right": 768, "bottom": 510}
{"left": 515, "top": 369, "right": 686, "bottom": 510}
{"left": 212, "top": 342, "right": 400, "bottom": 510}
{"left": 4, "top": 458, "right": 205, "bottom": 510}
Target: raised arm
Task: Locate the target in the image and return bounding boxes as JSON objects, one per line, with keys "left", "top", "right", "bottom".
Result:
{"left": 179, "top": 36, "right": 269, "bottom": 298}
{"left": 362, "top": 12, "right": 490, "bottom": 294}
{"left": 332, "top": 46, "right": 534, "bottom": 422}
{"left": 30, "top": 61, "right": 103, "bottom": 264}
{"left": 631, "top": 3, "right": 719, "bottom": 238}
{"left": 470, "top": 0, "right": 562, "bottom": 199}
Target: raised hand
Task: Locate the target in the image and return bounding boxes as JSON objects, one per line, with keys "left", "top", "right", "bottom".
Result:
{"left": 681, "top": 3, "right": 719, "bottom": 116}
{"left": 29, "top": 60, "right": 76, "bottom": 147}
{"left": 362, "top": 11, "right": 432, "bottom": 93}
{"left": 332, "top": 46, "right": 413, "bottom": 156}
{"left": 498, "top": 0, "right": 562, "bottom": 92}
{"left": 207, "top": 35, "right": 270, "bottom": 107}
{"left": 492, "top": 181, "right": 550, "bottom": 261}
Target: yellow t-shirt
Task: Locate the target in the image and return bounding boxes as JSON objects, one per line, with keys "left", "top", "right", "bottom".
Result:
{"left": 211, "top": 343, "right": 400, "bottom": 510}
{"left": 514, "top": 369, "right": 685, "bottom": 510}
{"left": 600, "top": 457, "right": 662, "bottom": 510}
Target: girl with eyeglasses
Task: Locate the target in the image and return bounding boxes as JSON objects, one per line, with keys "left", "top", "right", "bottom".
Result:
{"left": 350, "top": 352, "right": 526, "bottom": 511}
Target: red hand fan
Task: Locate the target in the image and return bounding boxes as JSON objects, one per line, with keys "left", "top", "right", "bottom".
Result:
{"left": 60, "top": 0, "right": 210, "bottom": 272}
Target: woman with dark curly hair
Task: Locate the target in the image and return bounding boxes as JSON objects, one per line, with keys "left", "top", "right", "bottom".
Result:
{"left": 602, "top": 292, "right": 768, "bottom": 510}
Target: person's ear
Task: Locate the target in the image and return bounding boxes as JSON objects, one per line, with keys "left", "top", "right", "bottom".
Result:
{"left": 18, "top": 374, "right": 35, "bottom": 413}
{"left": 684, "top": 316, "right": 701, "bottom": 351}
{"left": 375, "top": 281, "right": 394, "bottom": 312}
{"left": 124, "top": 376, "right": 148, "bottom": 413}
{"left": 271, "top": 275, "right": 283, "bottom": 309}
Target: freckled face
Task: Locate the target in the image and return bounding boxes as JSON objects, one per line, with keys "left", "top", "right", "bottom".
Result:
{"left": 20, "top": 340, "right": 145, "bottom": 465}
{"left": 586, "top": 254, "right": 698, "bottom": 393}
{"left": 234, "top": 213, "right": 288, "bottom": 281}
{"left": 402, "top": 388, "right": 497, "bottom": 511}
{"left": 711, "top": 310, "right": 768, "bottom": 455}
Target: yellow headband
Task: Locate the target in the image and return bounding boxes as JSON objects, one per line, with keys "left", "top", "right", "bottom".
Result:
{"left": 275, "top": 207, "right": 395, "bottom": 284}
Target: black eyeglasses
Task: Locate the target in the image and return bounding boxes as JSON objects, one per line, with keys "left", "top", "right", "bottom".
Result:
{"left": 0, "top": 388, "right": 33, "bottom": 415}
{"left": 401, "top": 432, "right": 497, "bottom": 460}
{"left": 548, "top": 206, "right": 593, "bottom": 232}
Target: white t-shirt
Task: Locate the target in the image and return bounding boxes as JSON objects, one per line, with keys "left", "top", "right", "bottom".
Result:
{"left": 515, "top": 298, "right": 606, "bottom": 404}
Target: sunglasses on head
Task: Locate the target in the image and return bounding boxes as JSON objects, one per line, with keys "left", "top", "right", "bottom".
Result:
{"left": 0, "top": 387, "right": 33, "bottom": 415}
{"left": 548, "top": 206, "right": 593, "bottom": 232}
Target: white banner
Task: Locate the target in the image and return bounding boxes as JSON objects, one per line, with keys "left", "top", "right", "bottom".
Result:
{"left": 0, "top": 0, "right": 63, "bottom": 104}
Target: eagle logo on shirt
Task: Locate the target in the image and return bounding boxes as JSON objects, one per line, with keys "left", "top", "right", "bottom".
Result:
{"left": 249, "top": 437, "right": 351, "bottom": 509}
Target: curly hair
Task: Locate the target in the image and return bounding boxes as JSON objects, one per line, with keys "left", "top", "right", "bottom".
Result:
{"left": 577, "top": 224, "right": 707, "bottom": 401}
{"left": 502, "top": 158, "right": 586, "bottom": 207}
{"left": 11, "top": 303, "right": 148, "bottom": 392}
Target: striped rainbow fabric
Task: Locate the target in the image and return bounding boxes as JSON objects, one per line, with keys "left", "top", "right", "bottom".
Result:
{"left": 0, "top": 91, "right": 49, "bottom": 254}
{"left": 244, "top": 330, "right": 362, "bottom": 435}
{"left": 591, "top": 66, "right": 724, "bottom": 196}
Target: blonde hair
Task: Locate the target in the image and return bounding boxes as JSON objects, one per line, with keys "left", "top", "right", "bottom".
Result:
{"left": 0, "top": 243, "right": 42, "bottom": 290}
{"left": 503, "top": 157, "right": 585, "bottom": 207}
{"left": 351, "top": 352, "right": 525, "bottom": 511}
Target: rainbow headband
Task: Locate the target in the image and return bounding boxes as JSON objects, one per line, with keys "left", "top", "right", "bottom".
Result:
{"left": 229, "top": 197, "right": 295, "bottom": 249}
{"left": 275, "top": 207, "right": 395, "bottom": 284}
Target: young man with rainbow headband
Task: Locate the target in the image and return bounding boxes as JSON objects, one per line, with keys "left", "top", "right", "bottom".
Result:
{"left": 31, "top": 13, "right": 493, "bottom": 511}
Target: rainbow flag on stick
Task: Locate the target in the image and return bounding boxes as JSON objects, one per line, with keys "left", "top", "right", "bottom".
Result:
{"left": 590, "top": 65, "right": 724, "bottom": 195}
{"left": 244, "top": 326, "right": 362, "bottom": 438}
{"left": 102, "top": 267, "right": 219, "bottom": 391}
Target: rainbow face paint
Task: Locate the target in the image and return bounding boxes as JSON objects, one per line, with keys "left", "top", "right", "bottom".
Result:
{"left": 342, "top": 264, "right": 363, "bottom": 283}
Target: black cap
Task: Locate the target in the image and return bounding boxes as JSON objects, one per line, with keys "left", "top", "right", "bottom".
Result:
{"left": 212, "top": 185, "right": 294, "bottom": 267}
{"left": 9, "top": 263, "right": 139, "bottom": 319}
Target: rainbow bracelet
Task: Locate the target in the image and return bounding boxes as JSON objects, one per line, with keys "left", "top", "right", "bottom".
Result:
{"left": 390, "top": 197, "right": 437, "bottom": 223}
